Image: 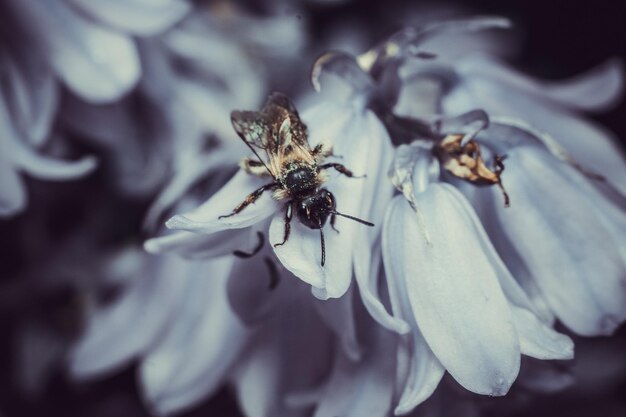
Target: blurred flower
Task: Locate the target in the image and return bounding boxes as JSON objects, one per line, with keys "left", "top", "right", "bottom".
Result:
{"left": 7, "top": 0, "right": 190, "bottom": 103}
{"left": 0, "top": 0, "right": 191, "bottom": 216}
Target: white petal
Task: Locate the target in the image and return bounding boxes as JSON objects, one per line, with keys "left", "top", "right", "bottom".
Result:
{"left": 12, "top": 1, "right": 140, "bottom": 103}
{"left": 393, "top": 330, "right": 445, "bottom": 415}
{"left": 70, "top": 256, "right": 188, "bottom": 378}
{"left": 452, "top": 182, "right": 575, "bottom": 360}
{"left": 3, "top": 51, "right": 58, "bottom": 146}
{"left": 143, "top": 147, "right": 240, "bottom": 230}
{"left": 354, "top": 238, "right": 410, "bottom": 335}
{"left": 0, "top": 105, "right": 26, "bottom": 216}
{"left": 383, "top": 197, "right": 445, "bottom": 413}
{"left": 14, "top": 141, "right": 97, "bottom": 181}
{"left": 66, "top": 0, "right": 190, "bottom": 36}
{"left": 273, "top": 104, "right": 394, "bottom": 299}
{"left": 232, "top": 297, "right": 332, "bottom": 417}
{"left": 384, "top": 189, "right": 520, "bottom": 395}
{"left": 226, "top": 250, "right": 296, "bottom": 326}
{"left": 144, "top": 228, "right": 249, "bottom": 259}
{"left": 0, "top": 158, "right": 26, "bottom": 217}
{"left": 166, "top": 171, "right": 279, "bottom": 233}
{"left": 312, "top": 324, "right": 396, "bottom": 417}
{"left": 512, "top": 306, "right": 574, "bottom": 360}
{"left": 458, "top": 56, "right": 624, "bottom": 112}
{"left": 140, "top": 258, "right": 247, "bottom": 415}
{"left": 489, "top": 146, "right": 626, "bottom": 335}
{"left": 313, "top": 289, "right": 361, "bottom": 361}
{"left": 269, "top": 213, "right": 336, "bottom": 294}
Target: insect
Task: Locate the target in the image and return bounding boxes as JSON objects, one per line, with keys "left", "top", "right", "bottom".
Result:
{"left": 220, "top": 92, "right": 374, "bottom": 266}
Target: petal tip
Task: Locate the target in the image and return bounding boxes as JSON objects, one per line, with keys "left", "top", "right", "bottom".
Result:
{"left": 165, "top": 215, "right": 189, "bottom": 230}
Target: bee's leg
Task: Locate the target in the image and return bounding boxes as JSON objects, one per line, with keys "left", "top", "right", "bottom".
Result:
{"left": 273, "top": 202, "right": 293, "bottom": 247}
{"left": 330, "top": 213, "right": 340, "bottom": 234}
{"left": 493, "top": 155, "right": 511, "bottom": 208}
{"left": 241, "top": 157, "right": 270, "bottom": 176}
{"left": 219, "top": 182, "right": 277, "bottom": 219}
{"left": 319, "top": 163, "right": 365, "bottom": 178}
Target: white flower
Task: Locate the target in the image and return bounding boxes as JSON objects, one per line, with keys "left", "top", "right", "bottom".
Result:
{"left": 397, "top": 47, "right": 626, "bottom": 335}
{"left": 156, "top": 95, "right": 398, "bottom": 303}
{"left": 382, "top": 141, "right": 574, "bottom": 413}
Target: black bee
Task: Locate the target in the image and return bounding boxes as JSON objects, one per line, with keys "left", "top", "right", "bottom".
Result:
{"left": 219, "top": 93, "right": 374, "bottom": 266}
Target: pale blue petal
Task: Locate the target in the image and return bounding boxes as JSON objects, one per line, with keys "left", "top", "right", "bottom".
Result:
{"left": 485, "top": 146, "right": 626, "bottom": 335}
{"left": 139, "top": 258, "right": 247, "bottom": 415}
{"left": 70, "top": 257, "right": 189, "bottom": 378}
{"left": 312, "top": 324, "right": 396, "bottom": 417}
{"left": 12, "top": 1, "right": 140, "bottom": 103}
{"left": 66, "top": 0, "right": 190, "bottom": 36}
{"left": 384, "top": 189, "right": 520, "bottom": 395}
{"left": 166, "top": 171, "right": 279, "bottom": 233}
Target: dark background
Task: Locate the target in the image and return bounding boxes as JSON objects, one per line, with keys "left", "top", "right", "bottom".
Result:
{"left": 1, "top": 0, "right": 625, "bottom": 416}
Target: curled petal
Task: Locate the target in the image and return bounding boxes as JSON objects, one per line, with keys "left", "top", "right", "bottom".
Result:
{"left": 311, "top": 51, "right": 375, "bottom": 94}
{"left": 14, "top": 142, "right": 97, "bottom": 181}
{"left": 166, "top": 171, "right": 280, "bottom": 233}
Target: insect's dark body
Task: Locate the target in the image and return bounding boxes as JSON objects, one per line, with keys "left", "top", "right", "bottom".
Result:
{"left": 221, "top": 93, "right": 373, "bottom": 265}
{"left": 278, "top": 162, "right": 337, "bottom": 230}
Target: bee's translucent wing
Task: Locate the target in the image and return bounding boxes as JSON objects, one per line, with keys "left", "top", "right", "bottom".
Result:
{"left": 263, "top": 93, "right": 310, "bottom": 151}
{"left": 231, "top": 111, "right": 271, "bottom": 150}
{"left": 230, "top": 110, "right": 278, "bottom": 178}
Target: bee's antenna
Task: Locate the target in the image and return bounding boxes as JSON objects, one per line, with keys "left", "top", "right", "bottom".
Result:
{"left": 319, "top": 227, "right": 326, "bottom": 266}
{"left": 330, "top": 211, "right": 375, "bottom": 227}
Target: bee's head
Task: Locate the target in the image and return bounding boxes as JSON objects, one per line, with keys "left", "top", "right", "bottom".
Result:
{"left": 296, "top": 188, "right": 336, "bottom": 229}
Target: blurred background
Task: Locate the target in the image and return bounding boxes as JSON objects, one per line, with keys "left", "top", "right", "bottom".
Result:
{"left": 0, "top": 0, "right": 624, "bottom": 416}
